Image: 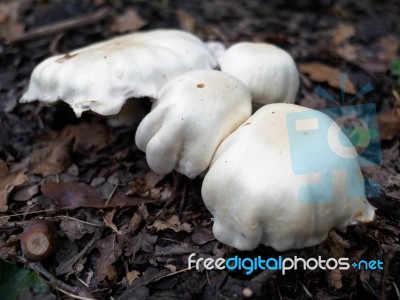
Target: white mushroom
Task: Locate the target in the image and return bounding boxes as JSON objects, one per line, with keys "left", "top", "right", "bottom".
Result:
{"left": 218, "top": 42, "right": 299, "bottom": 105}
{"left": 20, "top": 29, "right": 217, "bottom": 117}
{"left": 135, "top": 69, "right": 252, "bottom": 179}
{"left": 202, "top": 103, "right": 375, "bottom": 251}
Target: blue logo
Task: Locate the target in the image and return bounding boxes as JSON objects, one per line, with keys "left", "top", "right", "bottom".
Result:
{"left": 287, "top": 73, "right": 381, "bottom": 202}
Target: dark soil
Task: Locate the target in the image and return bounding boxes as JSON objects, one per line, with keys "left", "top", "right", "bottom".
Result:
{"left": 0, "top": 0, "right": 399, "bottom": 299}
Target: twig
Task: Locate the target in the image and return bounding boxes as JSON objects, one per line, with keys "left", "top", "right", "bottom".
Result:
{"left": 9, "top": 9, "right": 110, "bottom": 44}
{"left": 56, "top": 287, "right": 95, "bottom": 300}
{"left": 105, "top": 184, "right": 119, "bottom": 207}
{"left": 23, "top": 260, "right": 94, "bottom": 299}
{"left": 55, "top": 215, "right": 104, "bottom": 227}
{"left": 300, "top": 282, "right": 313, "bottom": 298}
{"left": 0, "top": 209, "right": 57, "bottom": 219}
{"left": 153, "top": 268, "right": 190, "bottom": 282}
{"left": 393, "top": 282, "right": 400, "bottom": 300}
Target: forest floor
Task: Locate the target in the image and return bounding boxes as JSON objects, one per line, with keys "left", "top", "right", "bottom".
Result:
{"left": 0, "top": 0, "right": 399, "bottom": 299}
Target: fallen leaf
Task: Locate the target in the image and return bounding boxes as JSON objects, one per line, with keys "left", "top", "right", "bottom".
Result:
{"left": 41, "top": 182, "right": 155, "bottom": 209}
{"left": 44, "top": 123, "right": 116, "bottom": 153}
{"left": 29, "top": 139, "right": 72, "bottom": 177}
{"left": 0, "top": 161, "right": 28, "bottom": 212}
{"left": 103, "top": 209, "right": 119, "bottom": 233}
{"left": 155, "top": 243, "right": 199, "bottom": 256}
{"left": 12, "top": 185, "right": 39, "bottom": 201}
{"left": 96, "top": 234, "right": 124, "bottom": 283}
{"left": 328, "top": 231, "right": 350, "bottom": 258}
{"left": 377, "top": 35, "right": 400, "bottom": 62}
{"left": 59, "top": 218, "right": 97, "bottom": 241}
{"left": 336, "top": 44, "right": 359, "bottom": 62}
{"left": 126, "top": 270, "right": 140, "bottom": 285}
{"left": 129, "top": 213, "right": 142, "bottom": 236}
{"left": 125, "top": 232, "right": 157, "bottom": 260}
{"left": 147, "top": 215, "right": 193, "bottom": 233}
{"left": 299, "top": 62, "right": 356, "bottom": 94}
{"left": 327, "top": 269, "right": 343, "bottom": 289}
{"left": 378, "top": 93, "right": 400, "bottom": 140}
{"left": 176, "top": 9, "right": 196, "bottom": 32}
{"left": 0, "top": 1, "right": 25, "bottom": 44}
{"left": 332, "top": 23, "right": 355, "bottom": 46}
{"left": 191, "top": 227, "right": 215, "bottom": 245}
{"left": 110, "top": 9, "right": 147, "bottom": 33}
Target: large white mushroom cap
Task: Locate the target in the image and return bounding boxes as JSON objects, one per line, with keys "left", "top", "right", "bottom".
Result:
{"left": 202, "top": 103, "right": 375, "bottom": 251}
{"left": 20, "top": 29, "right": 217, "bottom": 117}
{"left": 135, "top": 69, "right": 252, "bottom": 179}
{"left": 218, "top": 42, "right": 299, "bottom": 105}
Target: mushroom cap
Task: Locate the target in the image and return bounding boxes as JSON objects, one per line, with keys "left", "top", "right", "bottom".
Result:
{"left": 201, "top": 103, "right": 375, "bottom": 251}
{"left": 135, "top": 69, "right": 252, "bottom": 179}
{"left": 218, "top": 42, "right": 299, "bottom": 105}
{"left": 20, "top": 29, "right": 217, "bottom": 117}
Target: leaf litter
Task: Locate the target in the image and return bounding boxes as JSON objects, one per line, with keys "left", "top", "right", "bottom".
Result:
{"left": 0, "top": 0, "right": 399, "bottom": 299}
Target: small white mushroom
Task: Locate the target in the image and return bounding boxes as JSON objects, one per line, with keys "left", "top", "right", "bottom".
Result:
{"left": 218, "top": 42, "right": 299, "bottom": 105}
{"left": 135, "top": 69, "right": 252, "bottom": 179}
{"left": 202, "top": 103, "right": 375, "bottom": 251}
{"left": 20, "top": 29, "right": 217, "bottom": 118}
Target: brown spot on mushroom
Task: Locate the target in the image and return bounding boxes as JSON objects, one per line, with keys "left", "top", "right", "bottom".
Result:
{"left": 196, "top": 83, "right": 205, "bottom": 88}
{"left": 242, "top": 122, "right": 252, "bottom": 126}
{"left": 56, "top": 53, "right": 78, "bottom": 63}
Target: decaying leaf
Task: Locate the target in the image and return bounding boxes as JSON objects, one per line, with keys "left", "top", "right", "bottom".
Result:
{"left": 126, "top": 270, "right": 140, "bottom": 285}
{"left": 0, "top": 161, "right": 27, "bottom": 212}
{"left": 328, "top": 231, "right": 350, "bottom": 258}
{"left": 0, "top": 1, "right": 25, "bottom": 43}
{"left": 59, "top": 218, "right": 97, "bottom": 241}
{"left": 176, "top": 9, "right": 196, "bottom": 32}
{"left": 41, "top": 182, "right": 154, "bottom": 209}
{"left": 110, "top": 9, "right": 147, "bottom": 33}
{"left": 332, "top": 23, "right": 355, "bottom": 46}
{"left": 327, "top": 269, "right": 343, "bottom": 290}
{"left": 147, "top": 215, "right": 193, "bottom": 233}
{"left": 377, "top": 35, "right": 400, "bottom": 62}
{"left": 299, "top": 62, "right": 356, "bottom": 94}
{"left": 103, "top": 209, "right": 120, "bottom": 233}
{"left": 125, "top": 232, "right": 157, "bottom": 260}
{"left": 44, "top": 123, "right": 116, "bottom": 153}
{"left": 96, "top": 234, "right": 124, "bottom": 283}
{"left": 378, "top": 93, "right": 400, "bottom": 140}
{"left": 29, "top": 139, "right": 72, "bottom": 177}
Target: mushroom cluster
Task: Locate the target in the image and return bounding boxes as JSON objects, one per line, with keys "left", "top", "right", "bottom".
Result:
{"left": 21, "top": 29, "right": 375, "bottom": 252}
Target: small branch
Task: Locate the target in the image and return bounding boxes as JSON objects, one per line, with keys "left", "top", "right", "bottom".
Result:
{"left": 9, "top": 9, "right": 110, "bottom": 44}
{"left": 23, "top": 260, "right": 94, "bottom": 299}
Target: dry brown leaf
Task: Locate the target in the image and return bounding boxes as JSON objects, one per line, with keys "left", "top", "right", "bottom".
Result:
{"left": 378, "top": 92, "right": 400, "bottom": 140}
{"left": 44, "top": 123, "right": 116, "bottom": 153}
{"left": 327, "top": 269, "right": 343, "bottom": 290}
{"left": 41, "top": 182, "right": 154, "bottom": 209}
{"left": 29, "top": 139, "right": 72, "bottom": 177}
{"left": 336, "top": 44, "right": 359, "bottom": 62}
{"left": 299, "top": 62, "right": 356, "bottom": 94}
{"left": 0, "top": 161, "right": 27, "bottom": 212}
{"left": 328, "top": 231, "right": 350, "bottom": 259}
{"left": 377, "top": 35, "right": 400, "bottom": 62}
{"left": 103, "top": 209, "right": 119, "bottom": 233}
{"left": 110, "top": 9, "right": 147, "bottom": 33}
{"left": 129, "top": 213, "right": 142, "bottom": 236}
{"left": 147, "top": 215, "right": 193, "bottom": 233}
{"left": 96, "top": 234, "right": 124, "bottom": 283}
{"left": 0, "top": 1, "right": 25, "bottom": 44}
{"left": 332, "top": 23, "right": 355, "bottom": 46}
{"left": 126, "top": 270, "right": 140, "bottom": 285}
{"left": 176, "top": 9, "right": 196, "bottom": 32}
